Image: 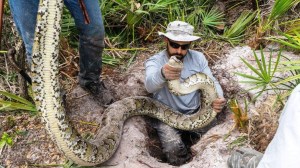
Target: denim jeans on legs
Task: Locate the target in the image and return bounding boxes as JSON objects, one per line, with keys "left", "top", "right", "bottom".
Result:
{"left": 8, "top": 0, "right": 38, "bottom": 64}
{"left": 9, "top": 0, "right": 105, "bottom": 85}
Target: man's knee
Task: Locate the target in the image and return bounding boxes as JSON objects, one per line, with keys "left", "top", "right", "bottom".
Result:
{"left": 80, "top": 25, "right": 105, "bottom": 47}
{"left": 155, "top": 122, "right": 191, "bottom": 165}
{"left": 162, "top": 139, "right": 191, "bottom": 166}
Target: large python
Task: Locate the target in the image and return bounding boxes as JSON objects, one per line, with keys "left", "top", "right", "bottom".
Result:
{"left": 30, "top": 0, "right": 218, "bottom": 166}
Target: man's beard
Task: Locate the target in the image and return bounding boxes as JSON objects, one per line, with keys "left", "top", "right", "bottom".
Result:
{"left": 166, "top": 44, "right": 186, "bottom": 60}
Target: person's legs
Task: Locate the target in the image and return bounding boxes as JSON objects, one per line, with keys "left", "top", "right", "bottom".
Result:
{"left": 228, "top": 85, "right": 300, "bottom": 168}
{"left": 193, "top": 118, "right": 218, "bottom": 135}
{"left": 153, "top": 121, "right": 191, "bottom": 166}
{"left": 257, "top": 84, "right": 300, "bottom": 168}
{"left": 181, "top": 118, "right": 218, "bottom": 150}
{"left": 8, "top": 0, "right": 39, "bottom": 65}
{"left": 64, "top": 0, "right": 113, "bottom": 105}
{"left": 64, "top": 0, "right": 104, "bottom": 85}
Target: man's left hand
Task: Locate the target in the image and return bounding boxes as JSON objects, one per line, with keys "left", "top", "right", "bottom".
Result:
{"left": 212, "top": 98, "right": 226, "bottom": 113}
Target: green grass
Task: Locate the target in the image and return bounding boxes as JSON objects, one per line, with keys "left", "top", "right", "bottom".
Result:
{"left": 0, "top": 91, "right": 37, "bottom": 113}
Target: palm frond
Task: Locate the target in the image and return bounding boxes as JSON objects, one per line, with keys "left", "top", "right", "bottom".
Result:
{"left": 0, "top": 91, "right": 37, "bottom": 113}
{"left": 274, "top": 59, "right": 300, "bottom": 88}
{"left": 268, "top": 0, "right": 300, "bottom": 21}
{"left": 266, "top": 31, "right": 300, "bottom": 50}
{"left": 235, "top": 48, "right": 281, "bottom": 98}
{"left": 201, "top": 7, "right": 225, "bottom": 31}
{"left": 262, "top": 0, "right": 300, "bottom": 31}
{"left": 222, "top": 10, "right": 256, "bottom": 45}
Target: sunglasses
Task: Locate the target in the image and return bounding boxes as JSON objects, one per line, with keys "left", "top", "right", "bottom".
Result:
{"left": 169, "top": 40, "right": 190, "bottom": 50}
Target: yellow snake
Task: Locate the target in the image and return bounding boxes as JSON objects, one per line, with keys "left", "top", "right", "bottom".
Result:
{"left": 30, "top": 0, "right": 218, "bottom": 166}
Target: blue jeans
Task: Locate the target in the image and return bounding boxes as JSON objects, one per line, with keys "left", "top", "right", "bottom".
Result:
{"left": 9, "top": 0, "right": 105, "bottom": 86}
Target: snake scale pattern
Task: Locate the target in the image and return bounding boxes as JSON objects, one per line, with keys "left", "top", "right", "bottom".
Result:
{"left": 30, "top": 0, "right": 218, "bottom": 166}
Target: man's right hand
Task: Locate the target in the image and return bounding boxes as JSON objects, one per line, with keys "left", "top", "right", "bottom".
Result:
{"left": 162, "top": 64, "right": 182, "bottom": 80}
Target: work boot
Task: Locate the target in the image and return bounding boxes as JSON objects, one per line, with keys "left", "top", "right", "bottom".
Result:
{"left": 82, "top": 81, "right": 114, "bottom": 106}
{"left": 227, "top": 148, "right": 263, "bottom": 168}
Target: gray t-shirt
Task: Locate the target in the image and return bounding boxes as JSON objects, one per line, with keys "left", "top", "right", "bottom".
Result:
{"left": 144, "top": 49, "right": 224, "bottom": 114}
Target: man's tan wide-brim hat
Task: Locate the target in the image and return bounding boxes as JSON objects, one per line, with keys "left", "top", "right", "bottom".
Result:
{"left": 158, "top": 21, "right": 200, "bottom": 42}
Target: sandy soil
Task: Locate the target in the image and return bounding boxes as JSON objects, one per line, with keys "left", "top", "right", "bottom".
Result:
{"left": 1, "top": 46, "right": 297, "bottom": 168}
